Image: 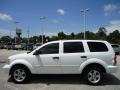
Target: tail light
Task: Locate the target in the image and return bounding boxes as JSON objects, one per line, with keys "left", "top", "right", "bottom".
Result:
{"left": 113, "top": 54, "right": 117, "bottom": 65}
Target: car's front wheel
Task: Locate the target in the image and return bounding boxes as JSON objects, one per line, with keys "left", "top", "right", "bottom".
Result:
{"left": 11, "top": 66, "right": 31, "bottom": 83}
{"left": 83, "top": 67, "right": 103, "bottom": 85}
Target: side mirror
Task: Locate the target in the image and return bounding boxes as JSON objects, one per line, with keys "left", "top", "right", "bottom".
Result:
{"left": 33, "top": 50, "right": 41, "bottom": 55}
{"left": 27, "top": 51, "right": 31, "bottom": 54}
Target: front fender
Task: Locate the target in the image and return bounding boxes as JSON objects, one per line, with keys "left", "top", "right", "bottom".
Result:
{"left": 9, "top": 59, "right": 35, "bottom": 74}
{"left": 79, "top": 58, "right": 107, "bottom": 74}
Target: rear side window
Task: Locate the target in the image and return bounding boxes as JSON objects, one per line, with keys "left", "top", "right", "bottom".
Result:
{"left": 64, "top": 42, "right": 84, "bottom": 53}
{"left": 87, "top": 42, "right": 108, "bottom": 52}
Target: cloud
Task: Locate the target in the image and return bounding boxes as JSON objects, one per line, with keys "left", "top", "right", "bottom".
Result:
{"left": 0, "top": 13, "right": 12, "bottom": 21}
{"left": 45, "top": 32, "right": 57, "bottom": 37}
{"left": 0, "top": 28, "right": 14, "bottom": 37}
{"left": 29, "top": 31, "right": 57, "bottom": 37}
{"left": 94, "top": 20, "right": 120, "bottom": 34}
{"left": 106, "top": 20, "right": 120, "bottom": 34}
{"left": 57, "top": 9, "right": 65, "bottom": 15}
{"left": 109, "top": 20, "right": 120, "bottom": 25}
{"left": 0, "top": 29, "right": 9, "bottom": 35}
{"left": 52, "top": 19, "right": 59, "bottom": 24}
{"left": 106, "top": 24, "right": 120, "bottom": 34}
{"left": 104, "top": 4, "right": 120, "bottom": 16}
{"left": 104, "top": 4, "right": 118, "bottom": 12}
{"left": 104, "top": 12, "right": 109, "bottom": 16}
{"left": 118, "top": 10, "right": 120, "bottom": 14}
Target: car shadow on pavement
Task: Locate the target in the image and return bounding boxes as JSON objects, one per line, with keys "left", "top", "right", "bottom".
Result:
{"left": 31, "top": 74, "right": 84, "bottom": 85}
{"left": 8, "top": 74, "right": 120, "bottom": 86}
{"left": 0, "top": 61, "right": 5, "bottom": 63}
{"left": 101, "top": 74, "right": 120, "bottom": 85}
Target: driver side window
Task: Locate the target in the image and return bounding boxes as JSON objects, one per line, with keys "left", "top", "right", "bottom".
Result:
{"left": 38, "top": 43, "right": 59, "bottom": 54}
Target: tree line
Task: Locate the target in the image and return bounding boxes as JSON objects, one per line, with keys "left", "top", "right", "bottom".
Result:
{"left": 0, "top": 27, "right": 120, "bottom": 44}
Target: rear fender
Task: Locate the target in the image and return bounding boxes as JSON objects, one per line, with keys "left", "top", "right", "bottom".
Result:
{"left": 79, "top": 58, "right": 107, "bottom": 74}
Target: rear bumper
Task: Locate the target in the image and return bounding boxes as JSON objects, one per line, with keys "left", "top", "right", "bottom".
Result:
{"left": 107, "top": 65, "right": 118, "bottom": 73}
{"left": 3, "top": 64, "right": 10, "bottom": 75}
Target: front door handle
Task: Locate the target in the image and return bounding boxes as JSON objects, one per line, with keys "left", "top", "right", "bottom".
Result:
{"left": 81, "top": 56, "right": 87, "bottom": 58}
{"left": 52, "top": 57, "right": 59, "bottom": 59}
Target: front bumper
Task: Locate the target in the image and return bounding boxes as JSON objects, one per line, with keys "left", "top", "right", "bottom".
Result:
{"left": 3, "top": 64, "right": 11, "bottom": 75}
{"left": 107, "top": 65, "right": 118, "bottom": 73}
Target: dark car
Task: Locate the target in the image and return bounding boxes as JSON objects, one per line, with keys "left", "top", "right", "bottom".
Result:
{"left": 0, "top": 44, "right": 4, "bottom": 49}
{"left": 111, "top": 44, "right": 120, "bottom": 55}
{"left": 24, "top": 44, "right": 34, "bottom": 51}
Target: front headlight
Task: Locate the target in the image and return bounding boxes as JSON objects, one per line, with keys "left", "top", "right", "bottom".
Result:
{"left": 5, "top": 59, "right": 10, "bottom": 64}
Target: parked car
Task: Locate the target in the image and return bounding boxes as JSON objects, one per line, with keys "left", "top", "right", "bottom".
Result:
{"left": 26, "top": 44, "right": 34, "bottom": 51}
{"left": 21, "top": 43, "right": 27, "bottom": 50}
{"left": 33, "top": 43, "right": 42, "bottom": 50}
{"left": 14, "top": 44, "right": 22, "bottom": 50}
{"left": 3, "top": 45, "right": 7, "bottom": 49}
{"left": 111, "top": 44, "right": 120, "bottom": 55}
{"left": 7, "top": 42, "right": 13, "bottom": 50}
{"left": 3, "top": 40, "right": 118, "bottom": 85}
{"left": 0, "top": 44, "right": 4, "bottom": 49}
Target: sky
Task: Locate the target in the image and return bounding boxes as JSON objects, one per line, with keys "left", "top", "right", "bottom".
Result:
{"left": 0, "top": 0, "right": 120, "bottom": 37}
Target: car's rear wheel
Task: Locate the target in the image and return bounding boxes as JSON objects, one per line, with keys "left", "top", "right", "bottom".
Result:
{"left": 11, "top": 66, "right": 31, "bottom": 83}
{"left": 83, "top": 67, "right": 103, "bottom": 85}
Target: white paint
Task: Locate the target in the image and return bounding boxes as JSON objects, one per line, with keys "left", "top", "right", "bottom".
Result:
{"left": 3, "top": 40, "right": 118, "bottom": 75}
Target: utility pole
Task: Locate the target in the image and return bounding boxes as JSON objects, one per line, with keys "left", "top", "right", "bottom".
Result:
{"left": 9, "top": 30, "right": 11, "bottom": 43}
{"left": 14, "top": 21, "right": 19, "bottom": 44}
{"left": 40, "top": 16, "right": 46, "bottom": 44}
{"left": 9, "top": 31, "right": 11, "bottom": 38}
{"left": 27, "top": 26, "right": 30, "bottom": 45}
{"left": 27, "top": 26, "right": 30, "bottom": 51}
{"left": 80, "top": 9, "right": 89, "bottom": 40}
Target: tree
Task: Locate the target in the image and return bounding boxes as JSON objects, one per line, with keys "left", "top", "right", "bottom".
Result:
{"left": 32, "top": 36, "right": 38, "bottom": 44}
{"left": 70, "top": 32, "right": 75, "bottom": 39}
{"left": 50, "top": 36, "right": 58, "bottom": 41}
{"left": 1, "top": 36, "right": 11, "bottom": 44}
{"left": 22, "top": 37, "right": 28, "bottom": 44}
{"left": 38, "top": 35, "right": 42, "bottom": 43}
{"left": 96, "top": 27, "right": 107, "bottom": 40}
{"left": 85, "top": 31, "right": 96, "bottom": 40}
{"left": 107, "top": 30, "right": 120, "bottom": 44}
{"left": 36, "top": 35, "right": 46, "bottom": 43}
{"left": 45, "top": 36, "right": 50, "bottom": 42}
{"left": 75, "top": 32, "right": 84, "bottom": 39}
{"left": 58, "top": 32, "right": 66, "bottom": 39}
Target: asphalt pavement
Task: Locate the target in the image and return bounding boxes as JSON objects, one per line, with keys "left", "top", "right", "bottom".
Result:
{"left": 0, "top": 49, "right": 120, "bottom": 90}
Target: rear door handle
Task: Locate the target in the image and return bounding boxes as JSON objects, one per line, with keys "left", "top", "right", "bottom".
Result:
{"left": 81, "top": 56, "right": 87, "bottom": 58}
{"left": 52, "top": 57, "right": 59, "bottom": 59}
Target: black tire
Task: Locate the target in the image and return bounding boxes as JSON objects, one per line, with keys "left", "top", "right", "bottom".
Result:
{"left": 83, "top": 67, "right": 103, "bottom": 85}
{"left": 11, "top": 66, "right": 31, "bottom": 84}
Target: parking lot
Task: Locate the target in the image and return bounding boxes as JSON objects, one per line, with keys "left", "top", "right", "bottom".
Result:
{"left": 0, "top": 49, "right": 120, "bottom": 90}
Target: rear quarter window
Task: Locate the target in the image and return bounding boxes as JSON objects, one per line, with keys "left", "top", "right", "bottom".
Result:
{"left": 87, "top": 42, "right": 108, "bottom": 52}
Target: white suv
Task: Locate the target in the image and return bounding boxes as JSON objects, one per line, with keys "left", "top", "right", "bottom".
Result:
{"left": 3, "top": 40, "right": 118, "bottom": 85}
